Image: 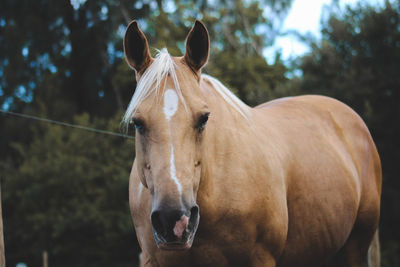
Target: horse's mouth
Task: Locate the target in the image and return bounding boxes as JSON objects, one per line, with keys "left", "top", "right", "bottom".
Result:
{"left": 157, "top": 241, "right": 191, "bottom": 251}
{"left": 153, "top": 230, "right": 196, "bottom": 251}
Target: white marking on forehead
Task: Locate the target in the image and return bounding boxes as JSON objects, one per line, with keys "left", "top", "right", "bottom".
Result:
{"left": 163, "top": 89, "right": 179, "bottom": 121}
{"left": 170, "top": 146, "right": 182, "bottom": 195}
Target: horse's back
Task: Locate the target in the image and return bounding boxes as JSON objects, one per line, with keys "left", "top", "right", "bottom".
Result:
{"left": 255, "top": 95, "right": 381, "bottom": 266}
{"left": 255, "top": 95, "right": 381, "bottom": 190}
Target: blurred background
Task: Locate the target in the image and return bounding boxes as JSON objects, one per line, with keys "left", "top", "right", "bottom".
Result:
{"left": 0, "top": 0, "right": 399, "bottom": 266}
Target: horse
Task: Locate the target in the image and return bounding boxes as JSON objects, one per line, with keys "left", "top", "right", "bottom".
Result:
{"left": 123, "top": 20, "right": 382, "bottom": 267}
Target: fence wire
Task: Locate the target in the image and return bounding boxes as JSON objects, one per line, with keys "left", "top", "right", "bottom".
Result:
{"left": 0, "top": 109, "right": 134, "bottom": 139}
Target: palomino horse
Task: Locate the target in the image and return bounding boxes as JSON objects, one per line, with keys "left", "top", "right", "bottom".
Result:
{"left": 123, "top": 20, "right": 381, "bottom": 267}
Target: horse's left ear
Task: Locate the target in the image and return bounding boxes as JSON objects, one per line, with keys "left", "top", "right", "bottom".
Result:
{"left": 184, "top": 20, "right": 210, "bottom": 74}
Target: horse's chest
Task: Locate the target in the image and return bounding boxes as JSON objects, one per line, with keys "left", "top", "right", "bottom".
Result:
{"left": 188, "top": 241, "right": 252, "bottom": 267}
{"left": 181, "top": 219, "right": 257, "bottom": 266}
{"left": 154, "top": 243, "right": 250, "bottom": 267}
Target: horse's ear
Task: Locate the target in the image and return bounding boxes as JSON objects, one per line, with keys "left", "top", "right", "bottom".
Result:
{"left": 124, "top": 20, "right": 152, "bottom": 74}
{"left": 184, "top": 20, "right": 210, "bottom": 73}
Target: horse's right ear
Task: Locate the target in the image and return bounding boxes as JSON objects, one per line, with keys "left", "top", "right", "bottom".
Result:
{"left": 124, "top": 20, "right": 152, "bottom": 74}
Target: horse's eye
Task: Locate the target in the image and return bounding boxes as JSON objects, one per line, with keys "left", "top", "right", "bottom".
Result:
{"left": 196, "top": 112, "right": 210, "bottom": 131}
{"left": 131, "top": 118, "right": 145, "bottom": 134}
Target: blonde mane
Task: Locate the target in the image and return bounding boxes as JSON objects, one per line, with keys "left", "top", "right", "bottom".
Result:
{"left": 201, "top": 74, "right": 250, "bottom": 119}
{"left": 122, "top": 49, "right": 249, "bottom": 127}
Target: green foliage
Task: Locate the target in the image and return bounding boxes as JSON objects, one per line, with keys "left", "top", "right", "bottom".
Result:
{"left": 3, "top": 114, "right": 139, "bottom": 266}
{"left": 0, "top": 0, "right": 149, "bottom": 116}
{"left": 292, "top": 2, "right": 400, "bottom": 265}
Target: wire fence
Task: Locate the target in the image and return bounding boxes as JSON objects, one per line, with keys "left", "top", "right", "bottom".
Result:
{"left": 0, "top": 109, "right": 134, "bottom": 140}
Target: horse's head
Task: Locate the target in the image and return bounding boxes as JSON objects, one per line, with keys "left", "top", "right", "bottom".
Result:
{"left": 123, "top": 21, "right": 210, "bottom": 250}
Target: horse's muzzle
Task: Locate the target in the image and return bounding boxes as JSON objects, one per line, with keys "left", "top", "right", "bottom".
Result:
{"left": 151, "top": 205, "right": 199, "bottom": 250}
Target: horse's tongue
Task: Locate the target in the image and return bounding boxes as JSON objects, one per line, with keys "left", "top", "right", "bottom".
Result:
{"left": 173, "top": 215, "right": 189, "bottom": 239}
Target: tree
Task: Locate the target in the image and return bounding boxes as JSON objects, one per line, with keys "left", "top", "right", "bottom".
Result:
{"left": 0, "top": 0, "right": 148, "bottom": 116}
{"left": 294, "top": 1, "right": 400, "bottom": 265}
{"left": 3, "top": 114, "right": 139, "bottom": 266}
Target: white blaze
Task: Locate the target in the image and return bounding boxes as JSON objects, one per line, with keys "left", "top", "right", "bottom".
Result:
{"left": 163, "top": 89, "right": 182, "bottom": 195}
{"left": 170, "top": 146, "right": 182, "bottom": 195}
{"left": 163, "top": 89, "right": 179, "bottom": 120}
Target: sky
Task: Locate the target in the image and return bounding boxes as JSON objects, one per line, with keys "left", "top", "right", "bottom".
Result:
{"left": 264, "top": 0, "right": 386, "bottom": 63}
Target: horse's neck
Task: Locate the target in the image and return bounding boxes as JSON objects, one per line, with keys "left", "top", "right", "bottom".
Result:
{"left": 201, "top": 78, "right": 251, "bottom": 149}
{"left": 199, "top": 78, "right": 256, "bottom": 192}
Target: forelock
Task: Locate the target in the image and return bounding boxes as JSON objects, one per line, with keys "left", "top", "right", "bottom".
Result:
{"left": 122, "top": 48, "right": 186, "bottom": 127}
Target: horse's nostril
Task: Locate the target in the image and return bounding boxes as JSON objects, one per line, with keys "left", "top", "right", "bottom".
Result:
{"left": 189, "top": 205, "right": 200, "bottom": 228}
{"left": 151, "top": 210, "right": 164, "bottom": 236}
{"left": 151, "top": 209, "right": 185, "bottom": 237}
